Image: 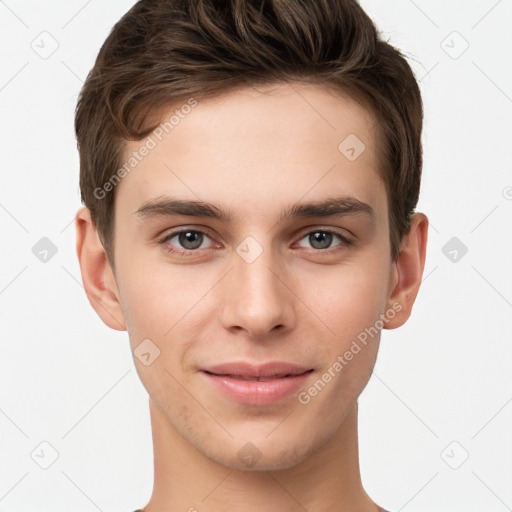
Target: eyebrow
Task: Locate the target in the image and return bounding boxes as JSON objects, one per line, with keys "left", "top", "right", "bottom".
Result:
{"left": 135, "top": 195, "right": 374, "bottom": 222}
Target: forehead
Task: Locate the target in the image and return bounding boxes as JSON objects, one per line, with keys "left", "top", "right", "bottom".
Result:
{"left": 115, "top": 82, "right": 387, "bottom": 224}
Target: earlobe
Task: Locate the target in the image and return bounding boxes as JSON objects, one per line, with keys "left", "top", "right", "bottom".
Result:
{"left": 75, "top": 207, "right": 127, "bottom": 331}
{"left": 384, "top": 212, "right": 429, "bottom": 330}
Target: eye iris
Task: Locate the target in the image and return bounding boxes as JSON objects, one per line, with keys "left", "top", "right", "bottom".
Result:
{"left": 179, "top": 231, "right": 203, "bottom": 250}
{"left": 309, "top": 231, "right": 332, "bottom": 249}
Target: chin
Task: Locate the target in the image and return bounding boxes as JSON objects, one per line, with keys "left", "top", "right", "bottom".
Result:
{"left": 202, "top": 429, "right": 324, "bottom": 472}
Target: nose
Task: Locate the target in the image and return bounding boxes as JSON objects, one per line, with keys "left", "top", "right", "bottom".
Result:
{"left": 220, "top": 244, "right": 296, "bottom": 341}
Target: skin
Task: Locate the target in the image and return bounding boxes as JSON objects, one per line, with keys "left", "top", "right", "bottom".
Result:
{"left": 76, "top": 82, "right": 428, "bottom": 512}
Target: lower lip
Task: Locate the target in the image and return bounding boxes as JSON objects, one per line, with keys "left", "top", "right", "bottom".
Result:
{"left": 202, "top": 371, "right": 312, "bottom": 406}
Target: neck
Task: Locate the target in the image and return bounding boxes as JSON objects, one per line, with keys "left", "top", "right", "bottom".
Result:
{"left": 141, "top": 399, "right": 380, "bottom": 512}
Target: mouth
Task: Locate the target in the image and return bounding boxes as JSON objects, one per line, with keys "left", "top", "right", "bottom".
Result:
{"left": 200, "top": 362, "right": 314, "bottom": 406}
{"left": 203, "top": 371, "right": 313, "bottom": 381}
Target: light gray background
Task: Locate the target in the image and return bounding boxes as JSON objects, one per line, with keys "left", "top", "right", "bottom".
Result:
{"left": 1, "top": 1, "right": 511, "bottom": 511}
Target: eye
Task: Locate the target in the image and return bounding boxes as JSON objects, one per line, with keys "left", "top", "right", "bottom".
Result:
{"left": 158, "top": 227, "right": 352, "bottom": 257}
{"left": 296, "top": 229, "right": 352, "bottom": 251}
{"left": 160, "top": 228, "right": 216, "bottom": 254}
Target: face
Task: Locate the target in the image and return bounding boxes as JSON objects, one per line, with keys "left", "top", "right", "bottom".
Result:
{"left": 110, "top": 82, "right": 399, "bottom": 470}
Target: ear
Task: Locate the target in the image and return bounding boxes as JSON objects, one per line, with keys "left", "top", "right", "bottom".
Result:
{"left": 384, "top": 212, "right": 429, "bottom": 329}
{"left": 75, "top": 207, "right": 126, "bottom": 331}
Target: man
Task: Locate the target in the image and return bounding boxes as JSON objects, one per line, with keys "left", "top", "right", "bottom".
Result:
{"left": 74, "top": 1, "right": 428, "bottom": 510}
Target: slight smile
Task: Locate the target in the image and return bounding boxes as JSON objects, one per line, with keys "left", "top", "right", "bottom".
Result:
{"left": 200, "top": 361, "right": 314, "bottom": 406}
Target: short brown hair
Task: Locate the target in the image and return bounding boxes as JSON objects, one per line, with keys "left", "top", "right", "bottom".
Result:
{"left": 75, "top": 0, "right": 423, "bottom": 263}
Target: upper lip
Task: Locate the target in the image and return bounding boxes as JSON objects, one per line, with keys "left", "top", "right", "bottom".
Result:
{"left": 201, "top": 361, "right": 313, "bottom": 378}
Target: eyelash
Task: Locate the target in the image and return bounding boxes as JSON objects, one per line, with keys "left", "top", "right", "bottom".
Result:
{"left": 158, "top": 227, "right": 353, "bottom": 257}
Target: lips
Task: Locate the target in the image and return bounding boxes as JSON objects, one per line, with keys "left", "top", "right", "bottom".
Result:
{"left": 200, "top": 361, "right": 314, "bottom": 406}
{"left": 211, "top": 374, "right": 299, "bottom": 381}
{"left": 202, "top": 361, "right": 312, "bottom": 379}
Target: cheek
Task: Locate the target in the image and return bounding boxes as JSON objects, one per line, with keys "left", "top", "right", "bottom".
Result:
{"left": 296, "top": 268, "right": 385, "bottom": 426}
{"left": 117, "top": 258, "right": 191, "bottom": 333}
{"left": 116, "top": 260, "right": 214, "bottom": 379}
{"left": 300, "top": 262, "right": 389, "bottom": 343}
